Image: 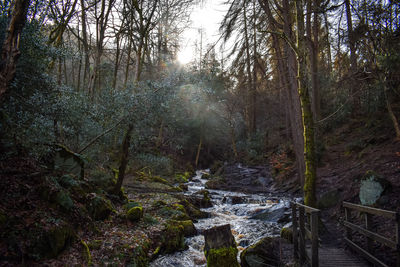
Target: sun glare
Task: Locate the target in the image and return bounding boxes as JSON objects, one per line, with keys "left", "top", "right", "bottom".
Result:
{"left": 177, "top": 46, "right": 194, "bottom": 65}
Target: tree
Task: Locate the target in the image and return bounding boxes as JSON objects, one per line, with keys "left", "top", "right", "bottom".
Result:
{"left": 0, "top": 0, "right": 30, "bottom": 101}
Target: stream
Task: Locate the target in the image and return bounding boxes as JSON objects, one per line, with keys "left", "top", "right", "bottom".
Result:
{"left": 151, "top": 167, "right": 292, "bottom": 267}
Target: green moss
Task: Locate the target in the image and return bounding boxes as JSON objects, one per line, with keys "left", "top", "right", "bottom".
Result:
{"left": 175, "top": 173, "right": 189, "bottom": 183}
{"left": 151, "top": 175, "right": 169, "bottom": 184}
{"left": 179, "top": 199, "right": 209, "bottom": 219}
{"left": 34, "top": 223, "right": 75, "bottom": 258}
{"left": 152, "top": 200, "right": 167, "bottom": 208}
{"left": 205, "top": 247, "right": 239, "bottom": 267}
{"left": 168, "top": 220, "right": 197, "bottom": 237}
{"left": 161, "top": 223, "right": 186, "bottom": 254}
{"left": 280, "top": 227, "right": 293, "bottom": 243}
{"left": 127, "top": 206, "right": 143, "bottom": 222}
{"left": 81, "top": 240, "right": 92, "bottom": 266}
{"left": 158, "top": 204, "right": 190, "bottom": 221}
{"left": 124, "top": 201, "right": 141, "bottom": 211}
{"left": 86, "top": 194, "right": 114, "bottom": 220}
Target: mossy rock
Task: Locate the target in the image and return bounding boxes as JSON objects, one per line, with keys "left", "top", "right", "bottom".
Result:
{"left": 205, "top": 176, "right": 226, "bottom": 190}
{"left": 178, "top": 199, "right": 209, "bottom": 219}
{"left": 280, "top": 227, "right": 293, "bottom": 243}
{"left": 178, "top": 183, "right": 188, "bottom": 191}
{"left": 33, "top": 223, "right": 75, "bottom": 259}
{"left": 205, "top": 247, "right": 239, "bottom": 267}
{"left": 124, "top": 201, "right": 141, "bottom": 211}
{"left": 169, "top": 220, "right": 197, "bottom": 237}
{"left": 127, "top": 206, "right": 143, "bottom": 222}
{"left": 86, "top": 194, "right": 114, "bottom": 220}
{"left": 160, "top": 223, "right": 186, "bottom": 254}
{"left": 194, "top": 190, "right": 212, "bottom": 208}
{"left": 158, "top": 203, "right": 191, "bottom": 221}
{"left": 240, "top": 237, "right": 280, "bottom": 267}
{"left": 175, "top": 173, "right": 189, "bottom": 183}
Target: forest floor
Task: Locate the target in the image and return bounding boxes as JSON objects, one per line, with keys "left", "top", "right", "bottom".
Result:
{"left": 0, "top": 114, "right": 399, "bottom": 266}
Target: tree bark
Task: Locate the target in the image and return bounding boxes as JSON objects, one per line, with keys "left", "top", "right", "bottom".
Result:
{"left": 296, "top": 0, "right": 317, "bottom": 207}
{"left": 0, "top": 0, "right": 30, "bottom": 101}
{"left": 114, "top": 124, "right": 133, "bottom": 195}
{"left": 243, "top": 1, "right": 254, "bottom": 136}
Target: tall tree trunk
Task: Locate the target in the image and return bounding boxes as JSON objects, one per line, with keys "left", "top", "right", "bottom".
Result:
{"left": 124, "top": 39, "right": 132, "bottom": 88}
{"left": 114, "top": 124, "right": 133, "bottom": 195}
{"left": 113, "top": 34, "right": 121, "bottom": 90}
{"left": 134, "top": 39, "right": 143, "bottom": 82}
{"left": 251, "top": 0, "right": 257, "bottom": 133}
{"left": 282, "top": 0, "right": 306, "bottom": 185}
{"left": 383, "top": 76, "right": 400, "bottom": 139}
{"left": 0, "top": 0, "right": 30, "bottom": 101}
{"left": 80, "top": 0, "right": 90, "bottom": 91}
{"left": 307, "top": 0, "right": 320, "bottom": 121}
{"left": 195, "top": 136, "right": 202, "bottom": 168}
{"left": 243, "top": 1, "right": 254, "bottom": 136}
{"left": 296, "top": 0, "right": 317, "bottom": 207}
{"left": 323, "top": 13, "right": 332, "bottom": 73}
{"left": 345, "top": 0, "right": 360, "bottom": 113}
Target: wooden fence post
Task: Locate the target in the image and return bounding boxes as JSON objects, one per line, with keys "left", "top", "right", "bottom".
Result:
{"left": 299, "top": 206, "right": 306, "bottom": 263}
{"left": 345, "top": 207, "right": 352, "bottom": 240}
{"left": 292, "top": 203, "right": 298, "bottom": 259}
{"left": 311, "top": 211, "right": 319, "bottom": 267}
{"left": 365, "top": 213, "right": 373, "bottom": 253}
{"left": 396, "top": 213, "right": 400, "bottom": 267}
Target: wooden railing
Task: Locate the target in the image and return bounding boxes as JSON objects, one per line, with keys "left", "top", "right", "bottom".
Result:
{"left": 292, "top": 201, "right": 320, "bottom": 267}
{"left": 343, "top": 201, "right": 400, "bottom": 267}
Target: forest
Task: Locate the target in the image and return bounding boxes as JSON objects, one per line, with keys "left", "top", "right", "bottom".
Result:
{"left": 0, "top": 0, "right": 399, "bottom": 266}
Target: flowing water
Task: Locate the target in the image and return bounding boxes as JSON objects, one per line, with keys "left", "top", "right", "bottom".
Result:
{"left": 151, "top": 168, "right": 291, "bottom": 267}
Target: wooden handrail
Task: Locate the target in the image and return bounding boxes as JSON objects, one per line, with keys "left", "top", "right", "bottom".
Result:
{"left": 343, "top": 201, "right": 397, "bottom": 219}
{"left": 291, "top": 202, "right": 320, "bottom": 267}
{"left": 343, "top": 201, "right": 400, "bottom": 267}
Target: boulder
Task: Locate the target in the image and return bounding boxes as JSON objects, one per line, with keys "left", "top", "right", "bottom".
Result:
{"left": 33, "top": 223, "right": 75, "bottom": 258}
{"left": 127, "top": 206, "right": 143, "bottom": 222}
{"left": 178, "top": 198, "right": 210, "bottom": 219}
{"left": 203, "top": 224, "right": 239, "bottom": 267}
{"left": 240, "top": 237, "right": 281, "bottom": 267}
{"left": 359, "top": 170, "right": 390, "bottom": 206}
{"left": 318, "top": 189, "right": 341, "bottom": 209}
{"left": 169, "top": 220, "right": 197, "bottom": 237}
{"left": 231, "top": 196, "right": 246, "bottom": 205}
{"left": 86, "top": 193, "right": 114, "bottom": 220}
{"left": 160, "top": 222, "right": 186, "bottom": 254}
{"left": 280, "top": 227, "right": 293, "bottom": 243}
{"left": 250, "top": 206, "right": 288, "bottom": 222}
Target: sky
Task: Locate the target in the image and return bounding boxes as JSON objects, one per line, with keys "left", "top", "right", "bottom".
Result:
{"left": 177, "top": 0, "right": 228, "bottom": 65}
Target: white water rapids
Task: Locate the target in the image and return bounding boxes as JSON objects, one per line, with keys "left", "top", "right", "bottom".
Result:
{"left": 151, "top": 169, "right": 291, "bottom": 267}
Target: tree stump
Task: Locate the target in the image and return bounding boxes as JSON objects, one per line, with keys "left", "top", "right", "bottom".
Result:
{"left": 203, "top": 224, "right": 239, "bottom": 267}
